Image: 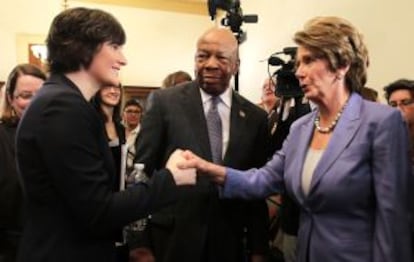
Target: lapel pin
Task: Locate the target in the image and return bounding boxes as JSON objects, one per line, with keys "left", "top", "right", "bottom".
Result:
{"left": 239, "top": 110, "right": 246, "bottom": 118}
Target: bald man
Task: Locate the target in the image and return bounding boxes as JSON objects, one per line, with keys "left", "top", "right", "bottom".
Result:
{"left": 135, "top": 27, "right": 270, "bottom": 262}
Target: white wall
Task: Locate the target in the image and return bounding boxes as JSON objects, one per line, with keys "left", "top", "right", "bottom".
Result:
{"left": 1, "top": 0, "right": 413, "bottom": 103}
{"left": 238, "top": 0, "right": 414, "bottom": 102}
{"left": 0, "top": 0, "right": 212, "bottom": 87}
{"left": 69, "top": 1, "right": 213, "bottom": 87}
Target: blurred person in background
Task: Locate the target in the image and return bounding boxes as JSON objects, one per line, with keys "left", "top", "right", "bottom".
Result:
{"left": 161, "top": 70, "right": 192, "bottom": 88}
{"left": 122, "top": 99, "right": 143, "bottom": 175}
{"left": 91, "top": 83, "right": 125, "bottom": 192}
{"left": 384, "top": 78, "right": 414, "bottom": 258}
{"left": 0, "top": 63, "right": 46, "bottom": 262}
{"left": 384, "top": 79, "right": 414, "bottom": 153}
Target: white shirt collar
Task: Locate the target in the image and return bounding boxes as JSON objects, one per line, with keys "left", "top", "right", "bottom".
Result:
{"left": 200, "top": 85, "right": 232, "bottom": 109}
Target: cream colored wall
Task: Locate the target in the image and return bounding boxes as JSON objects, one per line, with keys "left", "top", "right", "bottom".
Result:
{"left": 238, "top": 0, "right": 414, "bottom": 103}
{"left": 1, "top": 0, "right": 413, "bottom": 102}
{"left": 0, "top": 0, "right": 61, "bottom": 79}
{"left": 69, "top": 1, "right": 213, "bottom": 87}
{"left": 0, "top": 0, "right": 212, "bottom": 87}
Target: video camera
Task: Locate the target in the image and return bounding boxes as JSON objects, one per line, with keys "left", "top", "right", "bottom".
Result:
{"left": 207, "top": 0, "right": 258, "bottom": 43}
{"left": 268, "top": 47, "right": 303, "bottom": 98}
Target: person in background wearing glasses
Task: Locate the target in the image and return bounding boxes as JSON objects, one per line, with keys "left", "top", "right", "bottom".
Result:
{"left": 0, "top": 63, "right": 46, "bottom": 262}
{"left": 384, "top": 79, "right": 414, "bottom": 147}
{"left": 122, "top": 98, "right": 143, "bottom": 174}
{"left": 384, "top": 78, "right": 414, "bottom": 258}
{"left": 122, "top": 99, "right": 153, "bottom": 261}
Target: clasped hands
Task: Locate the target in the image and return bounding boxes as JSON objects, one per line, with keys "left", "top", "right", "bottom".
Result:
{"left": 165, "top": 149, "right": 208, "bottom": 185}
{"left": 166, "top": 149, "right": 225, "bottom": 185}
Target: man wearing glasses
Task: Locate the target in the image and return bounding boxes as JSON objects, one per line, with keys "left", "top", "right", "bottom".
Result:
{"left": 384, "top": 78, "right": 414, "bottom": 259}
{"left": 384, "top": 79, "right": 414, "bottom": 143}
{"left": 122, "top": 99, "right": 143, "bottom": 173}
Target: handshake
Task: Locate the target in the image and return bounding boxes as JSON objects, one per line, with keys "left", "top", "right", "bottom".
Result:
{"left": 165, "top": 149, "right": 198, "bottom": 185}
{"left": 165, "top": 149, "right": 226, "bottom": 186}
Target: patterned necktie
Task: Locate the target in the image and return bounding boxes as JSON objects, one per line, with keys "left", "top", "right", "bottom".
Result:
{"left": 206, "top": 96, "right": 223, "bottom": 164}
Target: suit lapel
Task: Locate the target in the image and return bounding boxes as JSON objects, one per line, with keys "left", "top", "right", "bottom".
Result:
{"left": 180, "top": 82, "right": 212, "bottom": 160}
{"left": 309, "top": 93, "right": 362, "bottom": 194}
{"left": 223, "top": 92, "right": 246, "bottom": 164}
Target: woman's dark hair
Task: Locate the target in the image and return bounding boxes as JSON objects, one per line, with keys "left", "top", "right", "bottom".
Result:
{"left": 1, "top": 63, "right": 46, "bottom": 124}
{"left": 46, "top": 7, "right": 126, "bottom": 74}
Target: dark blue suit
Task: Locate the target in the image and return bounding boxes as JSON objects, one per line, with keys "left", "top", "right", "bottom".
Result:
{"left": 135, "top": 81, "right": 270, "bottom": 262}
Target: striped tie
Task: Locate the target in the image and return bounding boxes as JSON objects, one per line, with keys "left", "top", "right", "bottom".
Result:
{"left": 206, "top": 96, "right": 222, "bottom": 164}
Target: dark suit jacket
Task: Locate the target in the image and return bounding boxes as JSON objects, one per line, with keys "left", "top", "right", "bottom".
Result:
{"left": 135, "top": 81, "right": 270, "bottom": 262}
{"left": 16, "top": 74, "right": 178, "bottom": 262}
{"left": 0, "top": 122, "right": 23, "bottom": 257}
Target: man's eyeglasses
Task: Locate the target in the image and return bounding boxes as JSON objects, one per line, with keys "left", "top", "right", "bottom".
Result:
{"left": 388, "top": 99, "right": 414, "bottom": 107}
{"left": 124, "top": 110, "right": 141, "bottom": 115}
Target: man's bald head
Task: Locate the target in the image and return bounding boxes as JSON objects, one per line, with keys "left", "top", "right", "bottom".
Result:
{"left": 197, "top": 27, "right": 238, "bottom": 57}
{"left": 194, "top": 27, "right": 239, "bottom": 96}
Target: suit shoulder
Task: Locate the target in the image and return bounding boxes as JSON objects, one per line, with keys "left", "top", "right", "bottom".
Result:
{"left": 361, "top": 99, "right": 400, "bottom": 121}
{"left": 233, "top": 92, "right": 267, "bottom": 117}
{"left": 152, "top": 81, "right": 195, "bottom": 97}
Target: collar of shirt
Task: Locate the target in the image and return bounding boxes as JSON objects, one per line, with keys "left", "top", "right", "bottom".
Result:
{"left": 200, "top": 85, "right": 232, "bottom": 113}
{"left": 130, "top": 124, "right": 140, "bottom": 135}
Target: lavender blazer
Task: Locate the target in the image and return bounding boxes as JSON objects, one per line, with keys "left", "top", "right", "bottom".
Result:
{"left": 223, "top": 93, "right": 412, "bottom": 262}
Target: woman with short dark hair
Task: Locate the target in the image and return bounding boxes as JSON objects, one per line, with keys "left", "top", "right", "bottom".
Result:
{"left": 15, "top": 7, "right": 183, "bottom": 262}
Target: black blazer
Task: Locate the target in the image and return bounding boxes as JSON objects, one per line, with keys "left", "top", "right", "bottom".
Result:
{"left": 16, "top": 74, "right": 178, "bottom": 262}
{"left": 135, "top": 81, "right": 270, "bottom": 262}
{"left": 0, "top": 123, "right": 23, "bottom": 239}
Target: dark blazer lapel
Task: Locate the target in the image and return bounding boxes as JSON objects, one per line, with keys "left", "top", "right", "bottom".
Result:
{"left": 309, "top": 93, "right": 362, "bottom": 194}
{"left": 223, "top": 91, "right": 246, "bottom": 164}
{"left": 180, "top": 82, "right": 211, "bottom": 160}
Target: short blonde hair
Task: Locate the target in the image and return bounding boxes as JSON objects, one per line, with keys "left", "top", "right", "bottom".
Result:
{"left": 294, "top": 16, "right": 369, "bottom": 92}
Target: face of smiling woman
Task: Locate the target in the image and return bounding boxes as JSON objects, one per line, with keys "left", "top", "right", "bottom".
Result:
{"left": 87, "top": 42, "right": 127, "bottom": 88}
{"left": 99, "top": 85, "right": 121, "bottom": 107}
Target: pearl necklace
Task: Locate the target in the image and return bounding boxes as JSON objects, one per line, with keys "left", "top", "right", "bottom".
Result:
{"left": 314, "top": 99, "right": 349, "bottom": 134}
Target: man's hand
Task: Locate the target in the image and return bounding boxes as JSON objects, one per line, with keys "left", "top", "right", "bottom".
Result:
{"left": 166, "top": 149, "right": 196, "bottom": 185}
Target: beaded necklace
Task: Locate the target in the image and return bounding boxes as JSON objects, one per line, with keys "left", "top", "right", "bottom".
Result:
{"left": 314, "top": 98, "right": 349, "bottom": 134}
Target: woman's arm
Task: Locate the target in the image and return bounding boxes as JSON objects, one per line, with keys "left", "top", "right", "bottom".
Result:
{"left": 180, "top": 149, "right": 285, "bottom": 199}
